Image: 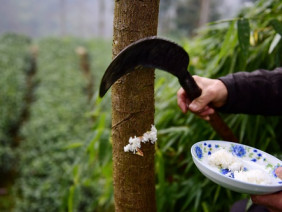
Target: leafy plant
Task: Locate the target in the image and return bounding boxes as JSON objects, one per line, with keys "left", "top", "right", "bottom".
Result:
{"left": 2, "top": 1, "right": 281, "bottom": 212}
{"left": 14, "top": 37, "right": 95, "bottom": 212}
{"left": 11, "top": 37, "right": 114, "bottom": 212}
{"left": 154, "top": 0, "right": 282, "bottom": 211}
{"left": 0, "top": 33, "right": 31, "bottom": 176}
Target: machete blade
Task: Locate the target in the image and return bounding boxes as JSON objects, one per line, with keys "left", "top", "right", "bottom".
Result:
{"left": 98, "top": 36, "right": 238, "bottom": 143}
{"left": 99, "top": 36, "right": 189, "bottom": 97}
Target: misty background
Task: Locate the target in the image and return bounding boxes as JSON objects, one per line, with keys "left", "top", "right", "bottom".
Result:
{"left": 0, "top": 0, "right": 256, "bottom": 39}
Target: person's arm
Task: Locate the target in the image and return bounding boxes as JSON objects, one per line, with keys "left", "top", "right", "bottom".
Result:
{"left": 177, "top": 69, "right": 282, "bottom": 210}
{"left": 218, "top": 67, "right": 282, "bottom": 115}
{"left": 177, "top": 67, "right": 282, "bottom": 119}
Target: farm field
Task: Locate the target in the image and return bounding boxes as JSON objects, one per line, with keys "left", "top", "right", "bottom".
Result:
{"left": 0, "top": 1, "right": 281, "bottom": 211}
{"left": 0, "top": 35, "right": 113, "bottom": 211}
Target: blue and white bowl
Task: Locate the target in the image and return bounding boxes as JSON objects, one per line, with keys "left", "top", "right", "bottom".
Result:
{"left": 191, "top": 140, "right": 282, "bottom": 195}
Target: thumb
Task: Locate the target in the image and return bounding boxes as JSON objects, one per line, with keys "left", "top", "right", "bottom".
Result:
{"left": 275, "top": 167, "right": 282, "bottom": 179}
{"left": 189, "top": 98, "right": 210, "bottom": 112}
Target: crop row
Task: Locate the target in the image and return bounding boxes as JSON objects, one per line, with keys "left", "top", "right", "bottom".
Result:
{"left": 14, "top": 38, "right": 96, "bottom": 211}
{"left": 0, "top": 34, "right": 31, "bottom": 177}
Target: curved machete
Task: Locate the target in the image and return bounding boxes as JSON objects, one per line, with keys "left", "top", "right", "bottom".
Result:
{"left": 99, "top": 36, "right": 238, "bottom": 142}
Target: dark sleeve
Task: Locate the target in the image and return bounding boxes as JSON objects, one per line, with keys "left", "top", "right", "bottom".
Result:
{"left": 218, "top": 67, "right": 282, "bottom": 115}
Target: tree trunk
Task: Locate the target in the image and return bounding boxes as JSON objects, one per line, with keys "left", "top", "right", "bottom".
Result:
{"left": 111, "top": 0, "right": 160, "bottom": 211}
{"left": 60, "top": 0, "right": 66, "bottom": 36}
{"left": 98, "top": 0, "right": 105, "bottom": 37}
{"left": 198, "top": 0, "right": 211, "bottom": 27}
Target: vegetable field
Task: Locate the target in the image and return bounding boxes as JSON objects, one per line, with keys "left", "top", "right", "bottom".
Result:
{"left": 0, "top": 36, "right": 113, "bottom": 211}
{"left": 0, "top": 0, "right": 281, "bottom": 211}
{"left": 0, "top": 34, "right": 31, "bottom": 174}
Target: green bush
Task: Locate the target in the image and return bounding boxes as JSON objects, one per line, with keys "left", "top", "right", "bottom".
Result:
{"left": 70, "top": 1, "right": 282, "bottom": 211}
{"left": 0, "top": 33, "right": 31, "bottom": 175}
{"left": 71, "top": 1, "right": 282, "bottom": 211}
{"left": 65, "top": 39, "right": 114, "bottom": 211}
{"left": 86, "top": 38, "right": 112, "bottom": 89}
{"left": 14, "top": 38, "right": 96, "bottom": 212}
{"left": 155, "top": 0, "right": 282, "bottom": 211}
{"left": 3, "top": 1, "right": 281, "bottom": 211}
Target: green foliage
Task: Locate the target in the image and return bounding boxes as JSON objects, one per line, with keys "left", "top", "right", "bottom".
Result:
{"left": 72, "top": 39, "right": 114, "bottom": 211}
{"left": 237, "top": 18, "right": 250, "bottom": 69}
{"left": 9, "top": 37, "right": 114, "bottom": 212}
{"left": 13, "top": 37, "right": 97, "bottom": 212}
{"left": 0, "top": 33, "right": 31, "bottom": 175}
{"left": 86, "top": 38, "right": 112, "bottom": 89}
{"left": 71, "top": 1, "right": 282, "bottom": 211}
{"left": 154, "top": 0, "right": 282, "bottom": 211}
{"left": 1, "top": 1, "right": 281, "bottom": 212}
{"left": 159, "top": 0, "right": 221, "bottom": 38}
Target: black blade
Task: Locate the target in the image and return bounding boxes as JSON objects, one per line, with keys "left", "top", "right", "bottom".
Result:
{"left": 99, "top": 36, "right": 190, "bottom": 97}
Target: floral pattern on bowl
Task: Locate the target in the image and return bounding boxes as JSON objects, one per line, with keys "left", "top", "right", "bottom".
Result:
{"left": 191, "top": 140, "right": 282, "bottom": 194}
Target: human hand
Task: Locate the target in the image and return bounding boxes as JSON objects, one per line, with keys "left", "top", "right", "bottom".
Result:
{"left": 251, "top": 167, "right": 282, "bottom": 212}
{"left": 177, "top": 75, "right": 228, "bottom": 120}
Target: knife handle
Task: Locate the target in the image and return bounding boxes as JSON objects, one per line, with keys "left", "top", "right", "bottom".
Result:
{"left": 209, "top": 112, "right": 238, "bottom": 142}
{"left": 179, "top": 72, "right": 238, "bottom": 143}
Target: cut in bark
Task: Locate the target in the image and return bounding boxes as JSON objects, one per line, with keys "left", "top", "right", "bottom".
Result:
{"left": 111, "top": 0, "right": 160, "bottom": 211}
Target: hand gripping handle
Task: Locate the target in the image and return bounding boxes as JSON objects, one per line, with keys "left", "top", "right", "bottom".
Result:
{"left": 179, "top": 71, "right": 238, "bottom": 143}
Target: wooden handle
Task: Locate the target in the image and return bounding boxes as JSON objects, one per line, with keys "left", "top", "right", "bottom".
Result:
{"left": 179, "top": 72, "right": 238, "bottom": 142}
{"left": 209, "top": 112, "right": 238, "bottom": 143}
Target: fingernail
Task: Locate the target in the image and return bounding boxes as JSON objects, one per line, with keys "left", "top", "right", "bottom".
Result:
{"left": 189, "top": 103, "right": 198, "bottom": 111}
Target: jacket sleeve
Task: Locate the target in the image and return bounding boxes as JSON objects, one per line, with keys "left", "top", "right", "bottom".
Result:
{"left": 218, "top": 67, "right": 282, "bottom": 115}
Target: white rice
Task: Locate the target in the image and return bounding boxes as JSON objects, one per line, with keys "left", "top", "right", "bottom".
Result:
{"left": 208, "top": 148, "right": 243, "bottom": 171}
{"left": 234, "top": 169, "right": 273, "bottom": 185}
{"left": 208, "top": 148, "right": 273, "bottom": 185}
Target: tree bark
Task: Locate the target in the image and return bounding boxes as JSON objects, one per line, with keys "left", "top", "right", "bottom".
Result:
{"left": 111, "top": 0, "right": 160, "bottom": 211}
{"left": 198, "top": 0, "right": 211, "bottom": 27}
{"left": 98, "top": 0, "right": 105, "bottom": 37}
{"left": 60, "top": 0, "right": 66, "bottom": 36}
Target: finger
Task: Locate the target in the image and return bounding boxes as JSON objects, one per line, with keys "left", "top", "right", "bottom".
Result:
{"left": 189, "top": 98, "right": 210, "bottom": 113}
{"left": 202, "top": 115, "right": 210, "bottom": 121}
{"left": 275, "top": 167, "right": 282, "bottom": 179}
{"left": 251, "top": 192, "right": 282, "bottom": 211}
{"left": 199, "top": 106, "right": 215, "bottom": 116}
{"left": 193, "top": 113, "right": 210, "bottom": 121}
{"left": 196, "top": 107, "right": 211, "bottom": 121}
{"left": 177, "top": 88, "right": 189, "bottom": 102}
{"left": 251, "top": 195, "right": 275, "bottom": 208}
{"left": 177, "top": 88, "right": 189, "bottom": 113}
{"left": 178, "top": 99, "right": 188, "bottom": 113}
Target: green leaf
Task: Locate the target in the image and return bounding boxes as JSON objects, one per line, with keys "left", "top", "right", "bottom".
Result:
{"left": 268, "top": 33, "right": 281, "bottom": 54}
{"left": 98, "top": 135, "right": 111, "bottom": 166}
{"left": 156, "top": 150, "right": 165, "bottom": 186}
{"left": 72, "top": 165, "right": 80, "bottom": 185}
{"left": 218, "top": 21, "right": 236, "bottom": 63}
{"left": 87, "top": 113, "right": 107, "bottom": 162}
{"left": 201, "top": 202, "right": 209, "bottom": 212}
{"left": 64, "top": 142, "right": 83, "bottom": 150}
{"left": 68, "top": 185, "right": 75, "bottom": 212}
{"left": 237, "top": 18, "right": 250, "bottom": 56}
{"left": 270, "top": 19, "right": 282, "bottom": 36}
{"left": 239, "top": 115, "right": 248, "bottom": 141}
{"left": 213, "top": 185, "right": 221, "bottom": 203}
{"left": 194, "top": 189, "right": 202, "bottom": 210}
